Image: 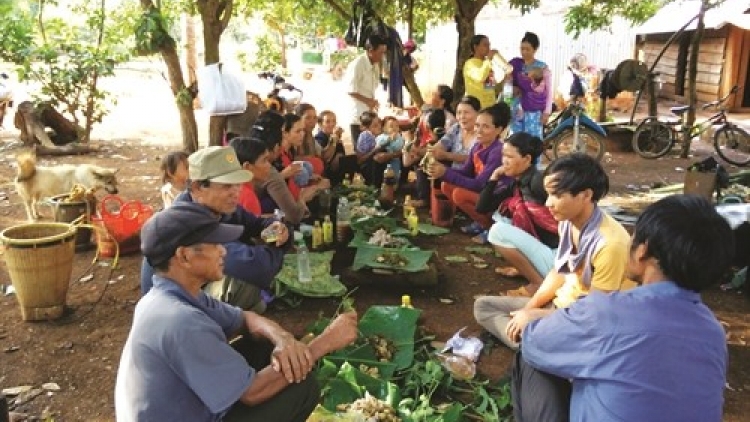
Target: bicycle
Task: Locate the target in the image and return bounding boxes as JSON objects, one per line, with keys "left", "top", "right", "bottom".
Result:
{"left": 632, "top": 85, "right": 750, "bottom": 166}
{"left": 541, "top": 97, "right": 607, "bottom": 161}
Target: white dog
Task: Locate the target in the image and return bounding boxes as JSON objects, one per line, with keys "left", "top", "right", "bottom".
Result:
{"left": 14, "top": 152, "right": 119, "bottom": 221}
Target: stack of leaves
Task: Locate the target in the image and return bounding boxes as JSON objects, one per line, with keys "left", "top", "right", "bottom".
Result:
{"left": 273, "top": 251, "right": 347, "bottom": 298}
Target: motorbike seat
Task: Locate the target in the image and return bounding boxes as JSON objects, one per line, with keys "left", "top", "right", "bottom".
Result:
{"left": 670, "top": 105, "right": 692, "bottom": 115}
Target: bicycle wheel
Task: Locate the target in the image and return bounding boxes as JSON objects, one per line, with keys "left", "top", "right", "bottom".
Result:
{"left": 552, "top": 127, "right": 605, "bottom": 161}
{"left": 714, "top": 125, "right": 750, "bottom": 167}
{"left": 632, "top": 118, "right": 674, "bottom": 159}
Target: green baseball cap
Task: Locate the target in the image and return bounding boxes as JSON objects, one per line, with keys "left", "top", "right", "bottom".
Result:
{"left": 188, "top": 146, "right": 252, "bottom": 184}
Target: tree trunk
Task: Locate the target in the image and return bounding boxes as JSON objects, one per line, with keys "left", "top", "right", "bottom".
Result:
{"left": 185, "top": 14, "right": 198, "bottom": 86}
{"left": 198, "top": 0, "right": 233, "bottom": 147}
{"left": 681, "top": 1, "right": 706, "bottom": 158}
{"left": 452, "top": 0, "right": 488, "bottom": 101}
{"left": 402, "top": 65, "right": 424, "bottom": 107}
{"left": 140, "top": 0, "right": 199, "bottom": 152}
{"left": 280, "top": 31, "right": 288, "bottom": 69}
{"left": 406, "top": 0, "right": 414, "bottom": 41}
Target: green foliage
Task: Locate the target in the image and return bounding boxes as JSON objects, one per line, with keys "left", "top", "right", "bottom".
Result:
{"left": 2, "top": 0, "right": 131, "bottom": 137}
{"left": 134, "top": 6, "right": 175, "bottom": 55}
{"left": 509, "top": 0, "right": 662, "bottom": 38}
{"left": 249, "top": 33, "right": 283, "bottom": 72}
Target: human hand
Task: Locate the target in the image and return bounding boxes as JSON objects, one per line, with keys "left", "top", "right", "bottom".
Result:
{"left": 334, "top": 126, "right": 344, "bottom": 139}
{"left": 374, "top": 152, "right": 390, "bottom": 164}
{"left": 270, "top": 332, "right": 314, "bottom": 383}
{"left": 320, "top": 311, "right": 358, "bottom": 353}
{"left": 280, "top": 162, "right": 302, "bottom": 180}
{"left": 431, "top": 146, "right": 447, "bottom": 161}
{"left": 490, "top": 166, "right": 506, "bottom": 181}
{"left": 541, "top": 112, "right": 550, "bottom": 125}
{"left": 367, "top": 98, "right": 380, "bottom": 110}
{"left": 505, "top": 309, "right": 535, "bottom": 344}
{"left": 269, "top": 221, "right": 289, "bottom": 246}
{"left": 427, "top": 162, "right": 446, "bottom": 179}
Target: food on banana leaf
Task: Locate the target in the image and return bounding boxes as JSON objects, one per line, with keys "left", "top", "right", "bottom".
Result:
{"left": 336, "top": 392, "right": 401, "bottom": 422}
{"left": 367, "top": 228, "right": 410, "bottom": 249}
{"left": 368, "top": 334, "right": 398, "bottom": 362}
{"left": 375, "top": 252, "right": 409, "bottom": 267}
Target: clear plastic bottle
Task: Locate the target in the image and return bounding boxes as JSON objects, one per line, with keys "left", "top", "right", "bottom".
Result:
{"left": 502, "top": 79, "right": 514, "bottom": 106}
{"left": 297, "top": 240, "right": 312, "bottom": 283}
{"left": 336, "top": 197, "right": 351, "bottom": 243}
{"left": 274, "top": 208, "right": 285, "bottom": 222}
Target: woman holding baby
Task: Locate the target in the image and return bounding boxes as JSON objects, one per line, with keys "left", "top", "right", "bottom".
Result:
{"left": 508, "top": 32, "right": 554, "bottom": 140}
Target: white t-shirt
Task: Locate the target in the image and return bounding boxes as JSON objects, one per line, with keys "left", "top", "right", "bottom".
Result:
{"left": 344, "top": 54, "right": 380, "bottom": 125}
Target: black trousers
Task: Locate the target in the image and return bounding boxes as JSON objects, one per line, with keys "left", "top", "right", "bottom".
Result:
{"left": 511, "top": 351, "right": 572, "bottom": 422}
{"left": 350, "top": 124, "right": 362, "bottom": 151}
{"left": 222, "top": 336, "right": 320, "bottom": 422}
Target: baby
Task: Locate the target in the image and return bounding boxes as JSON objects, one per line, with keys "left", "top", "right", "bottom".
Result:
{"left": 375, "top": 116, "right": 405, "bottom": 180}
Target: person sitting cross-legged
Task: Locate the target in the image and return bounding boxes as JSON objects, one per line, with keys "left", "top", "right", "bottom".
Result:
{"left": 511, "top": 194, "right": 733, "bottom": 422}
{"left": 473, "top": 153, "right": 635, "bottom": 351}
{"left": 475, "top": 132, "right": 559, "bottom": 298}
{"left": 116, "top": 201, "right": 358, "bottom": 422}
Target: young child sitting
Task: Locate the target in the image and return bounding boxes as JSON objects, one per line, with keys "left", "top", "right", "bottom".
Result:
{"left": 374, "top": 116, "right": 405, "bottom": 182}
{"left": 159, "top": 151, "right": 189, "bottom": 209}
{"left": 355, "top": 111, "right": 386, "bottom": 186}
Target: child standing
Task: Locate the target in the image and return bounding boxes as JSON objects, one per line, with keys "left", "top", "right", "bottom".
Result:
{"left": 375, "top": 116, "right": 405, "bottom": 182}
{"left": 159, "top": 151, "right": 189, "bottom": 209}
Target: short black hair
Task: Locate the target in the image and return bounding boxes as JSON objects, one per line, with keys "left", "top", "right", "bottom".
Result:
{"left": 293, "top": 103, "right": 315, "bottom": 117}
{"left": 436, "top": 84, "right": 454, "bottom": 110}
{"left": 633, "top": 194, "right": 734, "bottom": 292}
{"left": 359, "top": 111, "right": 379, "bottom": 128}
{"left": 544, "top": 153, "right": 609, "bottom": 201}
{"left": 365, "top": 34, "right": 388, "bottom": 51}
{"left": 230, "top": 137, "right": 268, "bottom": 166}
{"left": 470, "top": 34, "right": 488, "bottom": 54}
{"left": 522, "top": 31, "right": 540, "bottom": 50}
{"left": 505, "top": 132, "right": 543, "bottom": 162}
{"left": 480, "top": 102, "right": 511, "bottom": 131}
{"left": 457, "top": 95, "right": 481, "bottom": 112}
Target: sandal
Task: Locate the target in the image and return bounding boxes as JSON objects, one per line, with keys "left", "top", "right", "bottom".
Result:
{"left": 460, "top": 222, "right": 483, "bottom": 235}
{"left": 503, "top": 286, "right": 532, "bottom": 297}
{"left": 495, "top": 266, "right": 520, "bottom": 277}
{"left": 471, "top": 230, "right": 489, "bottom": 244}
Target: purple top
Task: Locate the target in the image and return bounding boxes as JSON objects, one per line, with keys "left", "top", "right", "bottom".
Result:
{"left": 510, "top": 57, "right": 553, "bottom": 113}
{"left": 442, "top": 139, "right": 505, "bottom": 192}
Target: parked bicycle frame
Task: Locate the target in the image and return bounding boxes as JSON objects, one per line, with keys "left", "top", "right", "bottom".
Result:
{"left": 541, "top": 97, "right": 607, "bottom": 161}
{"left": 632, "top": 85, "right": 750, "bottom": 166}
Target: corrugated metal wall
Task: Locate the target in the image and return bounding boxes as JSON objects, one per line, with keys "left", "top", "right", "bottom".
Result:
{"left": 416, "top": 3, "right": 638, "bottom": 97}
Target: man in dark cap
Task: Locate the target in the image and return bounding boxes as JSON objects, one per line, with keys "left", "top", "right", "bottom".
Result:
{"left": 116, "top": 202, "right": 357, "bottom": 421}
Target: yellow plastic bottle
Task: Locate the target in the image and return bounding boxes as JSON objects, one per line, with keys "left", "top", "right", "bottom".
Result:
{"left": 322, "top": 215, "right": 334, "bottom": 244}
{"left": 407, "top": 209, "right": 419, "bottom": 236}
{"left": 403, "top": 195, "right": 413, "bottom": 219}
{"left": 312, "top": 221, "right": 323, "bottom": 250}
{"left": 401, "top": 295, "right": 413, "bottom": 308}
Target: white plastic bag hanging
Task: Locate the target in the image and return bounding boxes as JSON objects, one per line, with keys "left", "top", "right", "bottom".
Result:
{"left": 197, "top": 63, "right": 247, "bottom": 116}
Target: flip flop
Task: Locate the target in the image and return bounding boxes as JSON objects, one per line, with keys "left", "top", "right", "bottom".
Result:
{"left": 460, "top": 222, "right": 483, "bottom": 235}
{"left": 503, "top": 286, "right": 531, "bottom": 297}
{"left": 495, "top": 266, "right": 520, "bottom": 277}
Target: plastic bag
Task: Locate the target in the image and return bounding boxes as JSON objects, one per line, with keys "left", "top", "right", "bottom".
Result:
{"left": 197, "top": 63, "right": 247, "bottom": 116}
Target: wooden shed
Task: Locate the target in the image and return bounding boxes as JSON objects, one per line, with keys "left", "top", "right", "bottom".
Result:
{"left": 635, "top": 0, "right": 750, "bottom": 111}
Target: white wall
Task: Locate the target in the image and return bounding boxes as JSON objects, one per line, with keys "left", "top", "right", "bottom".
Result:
{"left": 418, "top": 2, "right": 638, "bottom": 95}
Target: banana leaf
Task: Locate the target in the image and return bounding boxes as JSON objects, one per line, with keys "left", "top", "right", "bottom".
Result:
{"left": 350, "top": 215, "right": 401, "bottom": 235}
{"left": 319, "top": 361, "right": 402, "bottom": 412}
{"left": 330, "top": 306, "right": 421, "bottom": 370}
{"left": 417, "top": 222, "right": 450, "bottom": 235}
{"left": 274, "top": 251, "right": 347, "bottom": 298}
{"left": 352, "top": 245, "right": 433, "bottom": 272}
{"left": 348, "top": 230, "right": 415, "bottom": 250}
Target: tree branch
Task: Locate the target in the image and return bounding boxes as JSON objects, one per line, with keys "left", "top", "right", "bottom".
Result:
{"left": 320, "top": 0, "right": 350, "bottom": 21}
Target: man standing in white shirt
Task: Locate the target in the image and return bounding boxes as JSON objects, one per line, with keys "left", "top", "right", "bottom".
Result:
{"left": 344, "top": 34, "right": 388, "bottom": 149}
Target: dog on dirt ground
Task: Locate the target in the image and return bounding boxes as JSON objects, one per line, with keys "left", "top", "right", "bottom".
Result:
{"left": 14, "top": 151, "right": 119, "bottom": 221}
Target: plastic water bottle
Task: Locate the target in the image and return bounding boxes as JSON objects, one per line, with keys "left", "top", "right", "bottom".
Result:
{"left": 502, "top": 79, "right": 514, "bottom": 106}
{"left": 274, "top": 208, "right": 285, "bottom": 222}
{"left": 297, "top": 240, "right": 312, "bottom": 283}
{"left": 336, "top": 197, "right": 351, "bottom": 243}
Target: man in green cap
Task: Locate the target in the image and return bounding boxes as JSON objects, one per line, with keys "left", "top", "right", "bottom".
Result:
{"left": 141, "top": 146, "right": 290, "bottom": 313}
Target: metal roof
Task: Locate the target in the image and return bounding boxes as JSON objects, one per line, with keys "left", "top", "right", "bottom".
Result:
{"left": 636, "top": 0, "right": 750, "bottom": 34}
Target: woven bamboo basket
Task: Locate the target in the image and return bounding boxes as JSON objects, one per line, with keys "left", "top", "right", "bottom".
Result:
{"left": 0, "top": 222, "right": 76, "bottom": 321}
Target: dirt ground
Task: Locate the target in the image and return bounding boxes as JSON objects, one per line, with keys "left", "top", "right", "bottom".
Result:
{"left": 0, "top": 74, "right": 749, "bottom": 420}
